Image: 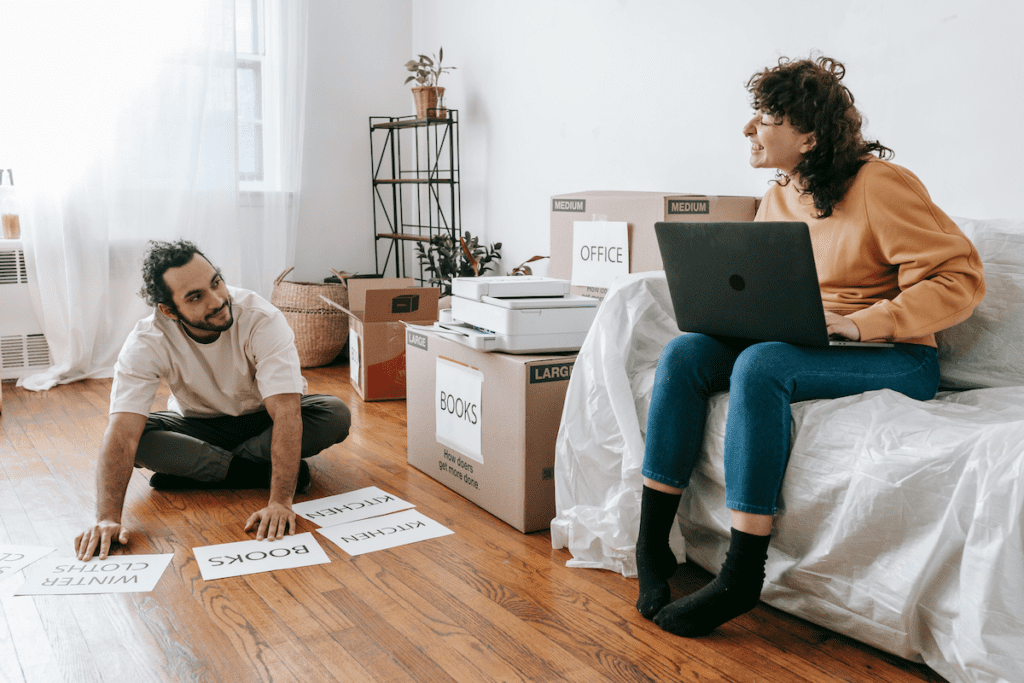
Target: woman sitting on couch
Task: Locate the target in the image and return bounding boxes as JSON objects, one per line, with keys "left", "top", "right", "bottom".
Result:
{"left": 637, "top": 55, "right": 986, "bottom": 637}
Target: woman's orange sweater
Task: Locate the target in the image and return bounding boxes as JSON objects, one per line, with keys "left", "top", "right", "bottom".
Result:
{"left": 755, "top": 158, "right": 986, "bottom": 347}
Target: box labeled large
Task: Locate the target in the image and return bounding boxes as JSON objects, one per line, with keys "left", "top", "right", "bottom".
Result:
{"left": 549, "top": 191, "right": 757, "bottom": 300}
{"left": 406, "top": 327, "right": 576, "bottom": 532}
{"left": 341, "top": 278, "right": 439, "bottom": 401}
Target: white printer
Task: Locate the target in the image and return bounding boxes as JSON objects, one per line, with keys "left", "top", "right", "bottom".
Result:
{"left": 433, "top": 276, "right": 598, "bottom": 353}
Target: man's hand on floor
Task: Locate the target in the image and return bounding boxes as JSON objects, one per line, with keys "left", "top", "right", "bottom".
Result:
{"left": 75, "top": 520, "right": 129, "bottom": 560}
{"left": 244, "top": 502, "right": 297, "bottom": 541}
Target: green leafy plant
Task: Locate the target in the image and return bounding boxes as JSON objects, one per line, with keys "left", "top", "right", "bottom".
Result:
{"left": 404, "top": 47, "right": 456, "bottom": 88}
{"left": 415, "top": 231, "right": 501, "bottom": 297}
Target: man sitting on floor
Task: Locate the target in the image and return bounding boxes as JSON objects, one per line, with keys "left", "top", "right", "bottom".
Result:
{"left": 75, "top": 239, "right": 351, "bottom": 560}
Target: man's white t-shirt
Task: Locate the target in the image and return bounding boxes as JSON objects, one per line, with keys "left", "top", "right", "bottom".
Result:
{"left": 110, "top": 286, "right": 307, "bottom": 418}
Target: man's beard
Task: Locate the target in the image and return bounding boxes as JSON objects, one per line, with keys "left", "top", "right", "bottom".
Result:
{"left": 176, "top": 300, "right": 234, "bottom": 333}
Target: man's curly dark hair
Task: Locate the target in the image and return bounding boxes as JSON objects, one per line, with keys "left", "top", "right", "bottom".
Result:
{"left": 746, "top": 55, "right": 893, "bottom": 219}
{"left": 138, "top": 239, "right": 212, "bottom": 308}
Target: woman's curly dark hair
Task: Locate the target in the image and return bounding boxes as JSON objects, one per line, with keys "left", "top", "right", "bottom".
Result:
{"left": 138, "top": 239, "right": 211, "bottom": 308}
{"left": 747, "top": 55, "right": 893, "bottom": 218}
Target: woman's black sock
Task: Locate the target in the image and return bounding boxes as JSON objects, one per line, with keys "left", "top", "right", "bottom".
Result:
{"left": 653, "top": 527, "right": 770, "bottom": 637}
{"left": 635, "top": 486, "right": 682, "bottom": 619}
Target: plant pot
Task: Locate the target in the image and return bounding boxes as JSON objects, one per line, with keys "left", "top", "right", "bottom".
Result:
{"left": 412, "top": 86, "right": 447, "bottom": 120}
{"left": 1, "top": 215, "right": 20, "bottom": 239}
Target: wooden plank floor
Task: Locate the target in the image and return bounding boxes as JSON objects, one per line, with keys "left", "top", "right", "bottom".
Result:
{"left": 0, "top": 364, "right": 948, "bottom": 683}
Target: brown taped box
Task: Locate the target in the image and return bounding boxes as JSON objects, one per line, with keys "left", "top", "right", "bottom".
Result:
{"left": 405, "top": 327, "right": 577, "bottom": 533}
{"left": 549, "top": 191, "right": 758, "bottom": 300}
{"left": 341, "top": 278, "right": 439, "bottom": 401}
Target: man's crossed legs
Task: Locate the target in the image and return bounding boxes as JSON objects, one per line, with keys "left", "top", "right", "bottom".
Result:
{"left": 134, "top": 394, "right": 351, "bottom": 492}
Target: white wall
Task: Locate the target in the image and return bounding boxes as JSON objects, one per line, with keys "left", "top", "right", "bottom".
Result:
{"left": 293, "top": 0, "right": 412, "bottom": 282}
{"left": 296, "top": 0, "right": 1024, "bottom": 280}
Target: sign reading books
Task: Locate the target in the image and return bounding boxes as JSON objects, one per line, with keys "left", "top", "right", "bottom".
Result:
{"left": 435, "top": 357, "right": 484, "bottom": 463}
{"left": 192, "top": 533, "right": 331, "bottom": 581}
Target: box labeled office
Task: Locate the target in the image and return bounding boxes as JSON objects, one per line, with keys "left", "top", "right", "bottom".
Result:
{"left": 406, "top": 327, "right": 577, "bottom": 532}
{"left": 550, "top": 191, "right": 757, "bottom": 300}
{"left": 340, "top": 278, "right": 439, "bottom": 401}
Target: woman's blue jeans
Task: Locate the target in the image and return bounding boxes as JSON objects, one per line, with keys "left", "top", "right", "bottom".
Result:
{"left": 642, "top": 334, "right": 939, "bottom": 515}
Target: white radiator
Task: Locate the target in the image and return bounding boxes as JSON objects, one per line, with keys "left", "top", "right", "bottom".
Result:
{"left": 0, "top": 238, "right": 52, "bottom": 380}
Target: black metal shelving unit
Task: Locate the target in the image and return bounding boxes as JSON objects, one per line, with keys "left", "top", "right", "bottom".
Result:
{"left": 369, "top": 110, "right": 460, "bottom": 282}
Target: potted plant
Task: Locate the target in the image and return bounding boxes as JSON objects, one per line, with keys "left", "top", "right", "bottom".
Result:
{"left": 415, "top": 231, "right": 500, "bottom": 298}
{"left": 508, "top": 255, "right": 549, "bottom": 276}
{"left": 405, "top": 47, "right": 456, "bottom": 120}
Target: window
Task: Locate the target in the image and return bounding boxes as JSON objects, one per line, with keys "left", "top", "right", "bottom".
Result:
{"left": 236, "top": 0, "right": 265, "bottom": 185}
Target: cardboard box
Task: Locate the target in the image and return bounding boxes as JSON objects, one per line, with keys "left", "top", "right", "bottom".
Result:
{"left": 663, "top": 194, "right": 758, "bottom": 227}
{"left": 405, "top": 327, "right": 577, "bottom": 532}
{"left": 342, "top": 278, "right": 439, "bottom": 401}
{"left": 549, "top": 191, "right": 757, "bottom": 300}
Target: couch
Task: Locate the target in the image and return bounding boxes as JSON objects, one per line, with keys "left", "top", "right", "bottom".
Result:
{"left": 551, "top": 217, "right": 1024, "bottom": 683}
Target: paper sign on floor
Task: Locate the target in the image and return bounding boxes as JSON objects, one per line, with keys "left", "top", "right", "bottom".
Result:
{"left": 14, "top": 554, "right": 174, "bottom": 595}
{"left": 291, "top": 486, "right": 414, "bottom": 527}
{"left": 193, "top": 532, "right": 331, "bottom": 581}
{"left": 316, "top": 509, "right": 453, "bottom": 556}
{"left": 0, "top": 545, "right": 56, "bottom": 582}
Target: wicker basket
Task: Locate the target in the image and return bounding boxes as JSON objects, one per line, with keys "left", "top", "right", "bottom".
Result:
{"left": 271, "top": 267, "right": 350, "bottom": 368}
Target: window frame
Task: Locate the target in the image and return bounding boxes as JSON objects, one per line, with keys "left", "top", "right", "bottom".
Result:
{"left": 237, "top": 0, "right": 280, "bottom": 191}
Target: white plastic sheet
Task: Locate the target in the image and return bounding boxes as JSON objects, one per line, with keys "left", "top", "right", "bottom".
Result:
{"left": 551, "top": 272, "right": 686, "bottom": 578}
{"left": 552, "top": 270, "right": 1024, "bottom": 683}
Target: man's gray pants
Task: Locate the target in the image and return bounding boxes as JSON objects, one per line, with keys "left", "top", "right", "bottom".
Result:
{"left": 133, "top": 394, "right": 351, "bottom": 482}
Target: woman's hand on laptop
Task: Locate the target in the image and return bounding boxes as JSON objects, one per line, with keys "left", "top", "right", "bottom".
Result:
{"left": 825, "top": 311, "right": 861, "bottom": 340}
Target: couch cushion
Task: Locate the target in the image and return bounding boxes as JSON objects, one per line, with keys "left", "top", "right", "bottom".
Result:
{"left": 936, "top": 218, "right": 1024, "bottom": 389}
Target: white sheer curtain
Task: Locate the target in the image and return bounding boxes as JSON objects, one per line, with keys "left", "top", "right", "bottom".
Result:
{"left": 0, "top": 0, "right": 308, "bottom": 391}
{"left": 237, "top": 0, "right": 309, "bottom": 297}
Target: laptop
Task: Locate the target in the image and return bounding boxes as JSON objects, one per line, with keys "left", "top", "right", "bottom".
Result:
{"left": 653, "top": 221, "right": 893, "bottom": 348}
